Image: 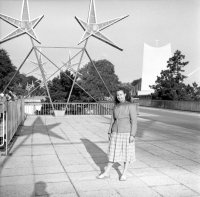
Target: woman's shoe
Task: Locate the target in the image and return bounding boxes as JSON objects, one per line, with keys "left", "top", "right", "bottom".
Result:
{"left": 120, "top": 175, "right": 126, "bottom": 181}
{"left": 96, "top": 173, "right": 110, "bottom": 179}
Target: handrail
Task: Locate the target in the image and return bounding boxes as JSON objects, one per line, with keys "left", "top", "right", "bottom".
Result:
{"left": 0, "top": 99, "right": 6, "bottom": 147}
{"left": 0, "top": 98, "right": 25, "bottom": 155}
{"left": 24, "top": 102, "right": 115, "bottom": 115}
{"left": 24, "top": 102, "right": 140, "bottom": 116}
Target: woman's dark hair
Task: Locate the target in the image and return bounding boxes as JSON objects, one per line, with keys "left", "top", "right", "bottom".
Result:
{"left": 114, "top": 88, "right": 131, "bottom": 104}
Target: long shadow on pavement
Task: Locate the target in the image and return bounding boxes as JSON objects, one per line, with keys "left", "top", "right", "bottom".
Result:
{"left": 0, "top": 116, "right": 62, "bottom": 170}
{"left": 81, "top": 138, "right": 122, "bottom": 177}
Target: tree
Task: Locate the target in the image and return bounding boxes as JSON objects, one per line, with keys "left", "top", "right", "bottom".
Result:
{"left": 48, "top": 70, "right": 82, "bottom": 102}
{"left": 0, "top": 49, "right": 17, "bottom": 92}
{"left": 150, "top": 50, "right": 189, "bottom": 100}
{"left": 78, "top": 59, "right": 120, "bottom": 101}
{"left": 184, "top": 82, "right": 200, "bottom": 101}
{"left": 0, "top": 49, "right": 40, "bottom": 96}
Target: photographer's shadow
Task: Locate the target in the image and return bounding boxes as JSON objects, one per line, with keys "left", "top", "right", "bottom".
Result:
{"left": 81, "top": 138, "right": 122, "bottom": 177}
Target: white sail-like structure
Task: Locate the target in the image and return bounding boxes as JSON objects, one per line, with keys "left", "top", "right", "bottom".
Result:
{"left": 138, "top": 43, "right": 172, "bottom": 95}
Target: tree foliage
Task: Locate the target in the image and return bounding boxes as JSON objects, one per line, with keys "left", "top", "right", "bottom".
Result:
{"left": 0, "top": 49, "right": 16, "bottom": 92}
{"left": 0, "top": 48, "right": 49, "bottom": 97}
{"left": 150, "top": 50, "right": 191, "bottom": 100}
{"left": 47, "top": 70, "right": 83, "bottom": 102}
{"left": 78, "top": 59, "right": 120, "bottom": 101}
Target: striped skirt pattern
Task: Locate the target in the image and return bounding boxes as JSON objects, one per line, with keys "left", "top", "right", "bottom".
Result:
{"left": 107, "top": 132, "right": 135, "bottom": 163}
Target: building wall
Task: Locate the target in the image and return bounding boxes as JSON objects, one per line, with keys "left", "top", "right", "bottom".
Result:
{"left": 139, "top": 43, "right": 172, "bottom": 94}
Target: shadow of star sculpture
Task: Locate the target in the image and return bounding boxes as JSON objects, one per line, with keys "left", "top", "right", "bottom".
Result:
{"left": 75, "top": 0, "right": 129, "bottom": 51}
{"left": 0, "top": 0, "right": 44, "bottom": 44}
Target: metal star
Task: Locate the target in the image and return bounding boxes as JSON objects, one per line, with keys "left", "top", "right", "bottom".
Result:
{"left": 75, "top": 0, "right": 128, "bottom": 51}
{"left": 0, "top": 0, "right": 44, "bottom": 44}
{"left": 62, "top": 51, "right": 83, "bottom": 76}
{"left": 26, "top": 83, "right": 32, "bottom": 91}
{"left": 29, "top": 49, "right": 48, "bottom": 75}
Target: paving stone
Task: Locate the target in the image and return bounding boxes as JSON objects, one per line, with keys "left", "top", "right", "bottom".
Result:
{"left": 59, "top": 157, "right": 89, "bottom": 165}
{"left": 156, "top": 166, "right": 193, "bottom": 176}
{"left": 139, "top": 175, "right": 179, "bottom": 186}
{"left": 33, "top": 159, "right": 61, "bottom": 167}
{"left": 129, "top": 167, "right": 164, "bottom": 177}
{"left": 54, "top": 147, "right": 80, "bottom": 154}
{"left": 73, "top": 179, "right": 111, "bottom": 192}
{"left": 32, "top": 155, "right": 58, "bottom": 161}
{"left": 80, "top": 152, "right": 106, "bottom": 158}
{"left": 182, "top": 165, "right": 200, "bottom": 175}
{"left": 0, "top": 167, "right": 34, "bottom": 177}
{"left": 117, "top": 187, "right": 161, "bottom": 197}
{"left": 63, "top": 164, "right": 95, "bottom": 173}
{"left": 146, "top": 160, "right": 177, "bottom": 168}
{"left": 34, "top": 166, "right": 65, "bottom": 174}
{"left": 152, "top": 184, "right": 199, "bottom": 197}
{"left": 0, "top": 175, "right": 34, "bottom": 186}
{"left": 183, "top": 183, "right": 200, "bottom": 194}
{"left": 78, "top": 189, "right": 121, "bottom": 197}
{"left": 86, "top": 157, "right": 108, "bottom": 165}
{"left": 0, "top": 184, "right": 35, "bottom": 197}
{"left": 158, "top": 154, "right": 186, "bottom": 160}
{"left": 68, "top": 171, "right": 99, "bottom": 181}
{"left": 170, "top": 173, "right": 200, "bottom": 184}
{"left": 32, "top": 150, "right": 56, "bottom": 155}
{"left": 35, "top": 173, "right": 70, "bottom": 183}
{"left": 35, "top": 181, "right": 76, "bottom": 196}
{"left": 168, "top": 159, "right": 200, "bottom": 166}
{"left": 128, "top": 160, "right": 150, "bottom": 169}
{"left": 107, "top": 177, "right": 148, "bottom": 188}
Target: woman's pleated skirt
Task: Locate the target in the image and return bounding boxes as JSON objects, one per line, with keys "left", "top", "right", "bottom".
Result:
{"left": 107, "top": 132, "right": 135, "bottom": 163}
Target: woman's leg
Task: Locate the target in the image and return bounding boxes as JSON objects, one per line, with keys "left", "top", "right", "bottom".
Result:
{"left": 122, "top": 162, "right": 129, "bottom": 177}
{"left": 97, "top": 161, "right": 114, "bottom": 178}
{"left": 103, "top": 161, "right": 114, "bottom": 175}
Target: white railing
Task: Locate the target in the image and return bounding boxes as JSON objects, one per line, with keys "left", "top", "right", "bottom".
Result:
{"left": 0, "top": 98, "right": 25, "bottom": 155}
{"left": 24, "top": 102, "right": 115, "bottom": 115}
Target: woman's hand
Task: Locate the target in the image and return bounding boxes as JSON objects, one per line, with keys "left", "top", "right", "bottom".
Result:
{"left": 129, "top": 135, "right": 135, "bottom": 143}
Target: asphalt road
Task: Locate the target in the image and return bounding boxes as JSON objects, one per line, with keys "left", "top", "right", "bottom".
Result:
{"left": 139, "top": 106, "right": 200, "bottom": 132}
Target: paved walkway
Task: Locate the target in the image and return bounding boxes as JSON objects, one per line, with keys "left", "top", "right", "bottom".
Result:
{"left": 0, "top": 114, "right": 200, "bottom": 197}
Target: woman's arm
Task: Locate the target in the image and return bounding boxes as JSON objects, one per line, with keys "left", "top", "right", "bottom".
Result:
{"left": 108, "top": 108, "right": 114, "bottom": 134}
{"left": 129, "top": 103, "right": 137, "bottom": 137}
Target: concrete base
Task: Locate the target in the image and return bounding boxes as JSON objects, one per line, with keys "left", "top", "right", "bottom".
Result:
{"left": 54, "top": 110, "right": 65, "bottom": 117}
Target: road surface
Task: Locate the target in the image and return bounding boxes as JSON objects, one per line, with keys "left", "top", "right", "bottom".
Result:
{"left": 139, "top": 106, "right": 200, "bottom": 132}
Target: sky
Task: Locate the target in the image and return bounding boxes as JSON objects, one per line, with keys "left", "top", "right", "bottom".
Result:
{"left": 0, "top": 0, "right": 200, "bottom": 86}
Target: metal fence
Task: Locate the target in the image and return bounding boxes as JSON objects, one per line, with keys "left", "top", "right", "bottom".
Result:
{"left": 0, "top": 98, "right": 25, "bottom": 155}
{"left": 24, "top": 102, "right": 115, "bottom": 115}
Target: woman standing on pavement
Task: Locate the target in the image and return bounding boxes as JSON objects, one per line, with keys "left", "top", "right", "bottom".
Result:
{"left": 97, "top": 88, "right": 137, "bottom": 181}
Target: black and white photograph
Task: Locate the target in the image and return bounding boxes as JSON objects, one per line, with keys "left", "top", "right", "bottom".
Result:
{"left": 0, "top": 0, "right": 200, "bottom": 196}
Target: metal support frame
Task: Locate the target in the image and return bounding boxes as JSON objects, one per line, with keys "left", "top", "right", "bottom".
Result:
{"left": 32, "top": 47, "right": 112, "bottom": 114}
{"left": 30, "top": 38, "right": 55, "bottom": 114}
{"left": 85, "top": 49, "right": 113, "bottom": 98}
{"left": 67, "top": 39, "right": 88, "bottom": 103}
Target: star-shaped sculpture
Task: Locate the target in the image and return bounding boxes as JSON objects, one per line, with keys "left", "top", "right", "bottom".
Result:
{"left": 26, "top": 82, "right": 32, "bottom": 91}
{"left": 36, "top": 79, "right": 45, "bottom": 89}
{"left": 0, "top": 0, "right": 44, "bottom": 44}
{"left": 75, "top": 0, "right": 128, "bottom": 51}
{"left": 62, "top": 51, "right": 83, "bottom": 76}
{"left": 29, "top": 49, "right": 48, "bottom": 75}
